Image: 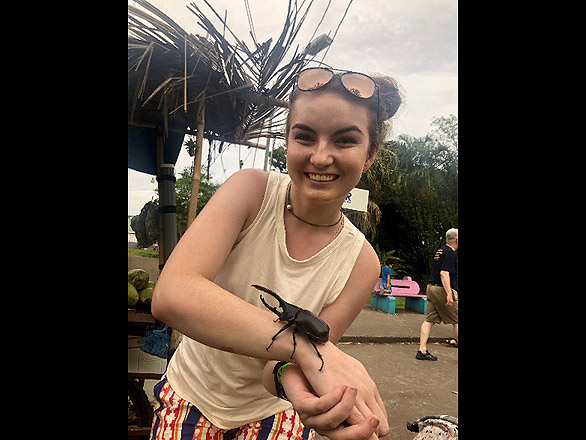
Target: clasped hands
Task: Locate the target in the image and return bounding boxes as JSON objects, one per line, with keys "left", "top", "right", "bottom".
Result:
{"left": 271, "top": 340, "right": 389, "bottom": 439}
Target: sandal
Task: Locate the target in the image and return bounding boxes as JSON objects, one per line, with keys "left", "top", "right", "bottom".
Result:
{"left": 444, "top": 339, "right": 458, "bottom": 348}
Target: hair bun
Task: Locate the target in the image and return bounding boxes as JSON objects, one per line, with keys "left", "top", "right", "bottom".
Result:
{"left": 372, "top": 75, "right": 402, "bottom": 120}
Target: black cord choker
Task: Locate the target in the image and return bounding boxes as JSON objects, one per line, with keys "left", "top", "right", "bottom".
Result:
{"left": 286, "top": 182, "right": 343, "bottom": 228}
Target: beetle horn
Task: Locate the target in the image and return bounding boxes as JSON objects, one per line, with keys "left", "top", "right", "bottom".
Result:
{"left": 259, "top": 296, "right": 281, "bottom": 318}
{"left": 251, "top": 284, "right": 287, "bottom": 311}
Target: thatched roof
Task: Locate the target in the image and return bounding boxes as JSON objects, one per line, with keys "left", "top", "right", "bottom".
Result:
{"left": 128, "top": 0, "right": 339, "bottom": 148}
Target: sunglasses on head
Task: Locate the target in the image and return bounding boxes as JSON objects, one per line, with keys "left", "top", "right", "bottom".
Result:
{"left": 295, "top": 67, "right": 379, "bottom": 99}
{"left": 295, "top": 67, "right": 380, "bottom": 125}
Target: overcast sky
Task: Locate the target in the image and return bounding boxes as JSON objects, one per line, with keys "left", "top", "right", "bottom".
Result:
{"left": 128, "top": 0, "right": 457, "bottom": 215}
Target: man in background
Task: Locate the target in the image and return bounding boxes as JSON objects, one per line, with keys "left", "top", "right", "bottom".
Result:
{"left": 417, "top": 228, "right": 458, "bottom": 361}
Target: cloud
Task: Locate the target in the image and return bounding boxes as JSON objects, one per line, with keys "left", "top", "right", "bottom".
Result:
{"left": 327, "top": 0, "right": 457, "bottom": 76}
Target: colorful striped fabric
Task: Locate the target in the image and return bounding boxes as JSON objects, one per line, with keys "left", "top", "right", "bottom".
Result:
{"left": 150, "top": 378, "right": 314, "bottom": 440}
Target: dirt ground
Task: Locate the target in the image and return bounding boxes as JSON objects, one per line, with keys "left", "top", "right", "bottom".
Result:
{"left": 313, "top": 342, "right": 458, "bottom": 440}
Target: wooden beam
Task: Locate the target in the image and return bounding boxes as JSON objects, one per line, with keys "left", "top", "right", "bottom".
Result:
{"left": 128, "top": 120, "right": 274, "bottom": 150}
{"left": 203, "top": 133, "right": 268, "bottom": 150}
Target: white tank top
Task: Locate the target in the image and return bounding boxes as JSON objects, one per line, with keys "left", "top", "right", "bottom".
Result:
{"left": 166, "top": 171, "right": 365, "bottom": 429}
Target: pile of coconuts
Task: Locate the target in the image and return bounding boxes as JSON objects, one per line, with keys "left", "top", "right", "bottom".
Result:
{"left": 128, "top": 268, "right": 155, "bottom": 311}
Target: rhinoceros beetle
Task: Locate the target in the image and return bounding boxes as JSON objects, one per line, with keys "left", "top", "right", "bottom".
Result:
{"left": 252, "top": 284, "right": 330, "bottom": 371}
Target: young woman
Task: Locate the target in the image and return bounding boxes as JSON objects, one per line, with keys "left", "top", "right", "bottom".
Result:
{"left": 150, "top": 66, "right": 402, "bottom": 440}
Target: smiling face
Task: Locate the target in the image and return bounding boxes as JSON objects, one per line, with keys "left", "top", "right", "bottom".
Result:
{"left": 286, "top": 91, "right": 377, "bottom": 206}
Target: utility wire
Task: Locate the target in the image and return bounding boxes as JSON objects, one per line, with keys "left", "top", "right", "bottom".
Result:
{"left": 320, "top": 0, "right": 354, "bottom": 63}
{"left": 244, "top": 0, "right": 258, "bottom": 47}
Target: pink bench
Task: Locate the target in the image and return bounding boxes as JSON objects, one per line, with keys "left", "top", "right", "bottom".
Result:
{"left": 371, "top": 276, "right": 427, "bottom": 314}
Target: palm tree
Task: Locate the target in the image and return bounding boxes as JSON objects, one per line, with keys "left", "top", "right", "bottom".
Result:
{"left": 345, "top": 199, "right": 382, "bottom": 242}
{"left": 346, "top": 142, "right": 397, "bottom": 241}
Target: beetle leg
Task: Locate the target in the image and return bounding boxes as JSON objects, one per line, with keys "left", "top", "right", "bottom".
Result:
{"left": 309, "top": 339, "right": 325, "bottom": 371}
{"left": 266, "top": 320, "right": 295, "bottom": 352}
{"left": 290, "top": 327, "right": 298, "bottom": 360}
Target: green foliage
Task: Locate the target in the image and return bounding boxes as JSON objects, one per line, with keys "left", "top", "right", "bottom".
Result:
{"left": 270, "top": 145, "right": 288, "bottom": 173}
{"left": 431, "top": 114, "right": 458, "bottom": 152}
{"left": 153, "top": 162, "right": 220, "bottom": 239}
{"left": 372, "top": 115, "right": 458, "bottom": 281}
{"left": 170, "top": 135, "right": 221, "bottom": 237}
{"left": 184, "top": 137, "right": 197, "bottom": 157}
{"left": 128, "top": 247, "right": 159, "bottom": 259}
{"left": 174, "top": 164, "right": 220, "bottom": 238}
{"left": 359, "top": 145, "right": 397, "bottom": 204}
{"left": 345, "top": 199, "right": 381, "bottom": 242}
{"left": 373, "top": 244, "right": 407, "bottom": 279}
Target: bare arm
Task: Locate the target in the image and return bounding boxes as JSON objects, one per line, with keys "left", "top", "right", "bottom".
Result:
{"left": 440, "top": 270, "right": 453, "bottom": 307}
{"left": 318, "top": 241, "right": 381, "bottom": 344}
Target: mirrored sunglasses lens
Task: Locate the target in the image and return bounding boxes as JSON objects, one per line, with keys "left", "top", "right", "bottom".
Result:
{"left": 341, "top": 73, "right": 376, "bottom": 98}
{"left": 297, "top": 69, "right": 333, "bottom": 91}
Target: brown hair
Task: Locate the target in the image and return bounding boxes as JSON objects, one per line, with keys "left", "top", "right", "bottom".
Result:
{"left": 286, "top": 71, "right": 402, "bottom": 157}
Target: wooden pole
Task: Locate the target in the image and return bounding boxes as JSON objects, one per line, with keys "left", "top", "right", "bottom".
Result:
{"left": 187, "top": 93, "right": 206, "bottom": 227}
{"left": 184, "top": 34, "right": 188, "bottom": 112}
{"left": 157, "top": 164, "right": 178, "bottom": 265}
{"left": 156, "top": 136, "right": 165, "bottom": 271}
{"left": 155, "top": 136, "right": 183, "bottom": 359}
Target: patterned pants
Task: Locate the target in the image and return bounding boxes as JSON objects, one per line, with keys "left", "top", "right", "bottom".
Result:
{"left": 150, "top": 377, "right": 315, "bottom": 440}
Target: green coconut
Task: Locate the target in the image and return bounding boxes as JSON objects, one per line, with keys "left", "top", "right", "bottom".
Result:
{"left": 138, "top": 287, "right": 154, "bottom": 309}
{"left": 128, "top": 268, "right": 149, "bottom": 292}
{"left": 128, "top": 283, "right": 139, "bottom": 307}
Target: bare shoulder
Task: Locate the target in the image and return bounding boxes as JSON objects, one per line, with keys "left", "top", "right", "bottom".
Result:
{"left": 168, "top": 169, "right": 270, "bottom": 279}
{"left": 345, "top": 240, "right": 381, "bottom": 298}
{"left": 221, "top": 168, "right": 268, "bottom": 194}
{"left": 231, "top": 167, "right": 269, "bottom": 184}
{"left": 354, "top": 240, "right": 381, "bottom": 282}
{"left": 229, "top": 168, "right": 268, "bottom": 219}
{"left": 212, "top": 168, "right": 269, "bottom": 209}
{"left": 212, "top": 169, "right": 269, "bottom": 230}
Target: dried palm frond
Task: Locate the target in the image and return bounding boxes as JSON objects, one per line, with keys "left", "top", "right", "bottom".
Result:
{"left": 128, "top": 0, "right": 349, "bottom": 147}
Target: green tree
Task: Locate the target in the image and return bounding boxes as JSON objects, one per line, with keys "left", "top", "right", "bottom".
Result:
{"left": 154, "top": 164, "right": 219, "bottom": 239}
{"left": 346, "top": 143, "right": 397, "bottom": 241}
{"left": 373, "top": 244, "right": 408, "bottom": 279}
{"left": 374, "top": 121, "right": 458, "bottom": 283}
{"left": 430, "top": 114, "right": 458, "bottom": 152}
{"left": 270, "top": 145, "right": 288, "bottom": 173}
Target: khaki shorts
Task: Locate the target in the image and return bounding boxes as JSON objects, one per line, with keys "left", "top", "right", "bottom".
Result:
{"left": 425, "top": 284, "right": 458, "bottom": 325}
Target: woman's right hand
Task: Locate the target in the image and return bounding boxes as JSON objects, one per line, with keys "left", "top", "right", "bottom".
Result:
{"left": 294, "top": 340, "right": 389, "bottom": 438}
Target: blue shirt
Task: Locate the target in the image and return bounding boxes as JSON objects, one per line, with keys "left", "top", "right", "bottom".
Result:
{"left": 381, "top": 266, "right": 392, "bottom": 287}
{"left": 428, "top": 244, "right": 458, "bottom": 291}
